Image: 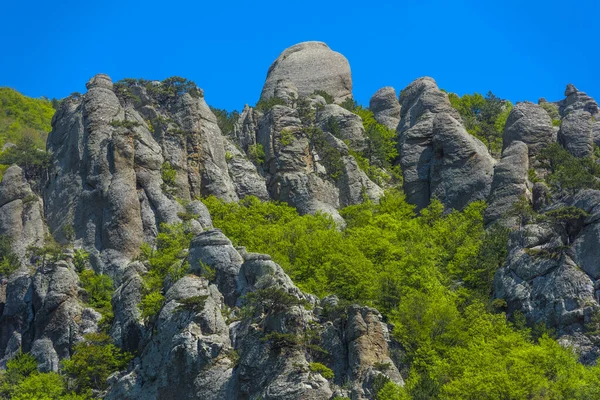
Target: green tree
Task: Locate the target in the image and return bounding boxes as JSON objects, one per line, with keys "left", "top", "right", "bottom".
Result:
{"left": 62, "top": 333, "right": 132, "bottom": 393}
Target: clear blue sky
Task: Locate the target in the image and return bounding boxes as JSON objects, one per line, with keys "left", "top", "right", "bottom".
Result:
{"left": 1, "top": 0, "right": 598, "bottom": 111}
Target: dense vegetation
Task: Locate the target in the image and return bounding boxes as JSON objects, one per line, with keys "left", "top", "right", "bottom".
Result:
{"left": 447, "top": 91, "right": 512, "bottom": 157}
{"left": 0, "top": 88, "right": 54, "bottom": 180}
{"left": 204, "top": 193, "right": 600, "bottom": 399}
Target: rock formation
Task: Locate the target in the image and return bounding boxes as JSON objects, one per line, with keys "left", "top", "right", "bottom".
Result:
{"left": 260, "top": 42, "right": 353, "bottom": 104}
{"left": 370, "top": 87, "right": 401, "bottom": 130}
{"left": 396, "top": 77, "right": 495, "bottom": 211}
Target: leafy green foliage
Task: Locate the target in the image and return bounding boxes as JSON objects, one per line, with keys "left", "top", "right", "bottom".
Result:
{"left": 138, "top": 223, "right": 193, "bottom": 320}
{"left": 248, "top": 143, "right": 266, "bottom": 164}
{"left": 210, "top": 107, "right": 239, "bottom": 136}
{"left": 0, "top": 352, "right": 88, "bottom": 400}
{"left": 0, "top": 236, "right": 20, "bottom": 276}
{"left": 0, "top": 88, "right": 54, "bottom": 151}
{"left": 255, "top": 97, "right": 287, "bottom": 112}
{"left": 109, "top": 119, "right": 141, "bottom": 130}
{"left": 79, "top": 269, "right": 114, "bottom": 331}
{"left": 448, "top": 91, "right": 512, "bottom": 156}
{"left": 313, "top": 90, "right": 334, "bottom": 104}
{"left": 203, "top": 193, "right": 600, "bottom": 398}
{"left": 175, "top": 295, "right": 208, "bottom": 313}
{"left": 308, "top": 362, "right": 334, "bottom": 379}
{"left": 352, "top": 106, "right": 398, "bottom": 167}
{"left": 305, "top": 127, "right": 343, "bottom": 181}
{"left": 280, "top": 128, "right": 294, "bottom": 146}
{"left": 540, "top": 101, "right": 562, "bottom": 126}
{"left": 245, "top": 287, "right": 311, "bottom": 315}
{"left": 538, "top": 142, "right": 600, "bottom": 193}
{"left": 62, "top": 333, "right": 132, "bottom": 393}
{"left": 0, "top": 136, "right": 51, "bottom": 181}
{"left": 161, "top": 161, "right": 177, "bottom": 187}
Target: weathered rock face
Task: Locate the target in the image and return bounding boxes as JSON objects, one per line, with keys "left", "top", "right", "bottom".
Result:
{"left": 558, "top": 109, "right": 594, "bottom": 158}
{"left": 44, "top": 74, "right": 267, "bottom": 280}
{"left": 396, "top": 77, "right": 495, "bottom": 211}
{"left": 0, "top": 260, "right": 100, "bottom": 370}
{"left": 484, "top": 141, "right": 530, "bottom": 226}
{"left": 260, "top": 42, "right": 352, "bottom": 104}
{"left": 558, "top": 84, "right": 599, "bottom": 117}
{"left": 316, "top": 104, "right": 367, "bottom": 151}
{"left": 369, "top": 87, "right": 401, "bottom": 130}
{"left": 107, "top": 246, "right": 403, "bottom": 399}
{"left": 0, "top": 165, "right": 45, "bottom": 262}
{"left": 503, "top": 102, "right": 556, "bottom": 156}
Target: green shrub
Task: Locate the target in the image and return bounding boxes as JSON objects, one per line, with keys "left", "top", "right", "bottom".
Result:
{"left": 245, "top": 287, "right": 311, "bottom": 315}
{"left": 538, "top": 142, "right": 600, "bottom": 193}
{"left": 175, "top": 295, "right": 208, "bottom": 313}
{"left": 210, "top": 107, "right": 239, "bottom": 136}
{"left": 312, "top": 90, "right": 334, "bottom": 104}
{"left": 339, "top": 97, "right": 357, "bottom": 112}
{"left": 161, "top": 161, "right": 177, "bottom": 187}
{"left": 280, "top": 129, "right": 294, "bottom": 146}
{"left": 0, "top": 136, "right": 51, "bottom": 181}
{"left": 225, "top": 151, "right": 233, "bottom": 162}
{"left": 139, "top": 291, "right": 165, "bottom": 320}
{"left": 260, "top": 332, "right": 301, "bottom": 349}
{"left": 255, "top": 97, "right": 286, "bottom": 112}
{"left": 73, "top": 249, "right": 90, "bottom": 273}
{"left": 448, "top": 91, "right": 512, "bottom": 156}
{"left": 248, "top": 143, "right": 266, "bottom": 164}
{"left": 109, "top": 119, "right": 141, "bottom": 130}
{"left": 79, "top": 269, "right": 114, "bottom": 331}
{"left": 0, "top": 236, "right": 20, "bottom": 276}
{"left": 306, "top": 127, "right": 343, "bottom": 181}
{"left": 308, "top": 362, "right": 334, "bottom": 379}
{"left": 62, "top": 333, "right": 132, "bottom": 393}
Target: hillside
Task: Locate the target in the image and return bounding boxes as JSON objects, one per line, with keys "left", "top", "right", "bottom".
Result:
{"left": 1, "top": 41, "right": 600, "bottom": 399}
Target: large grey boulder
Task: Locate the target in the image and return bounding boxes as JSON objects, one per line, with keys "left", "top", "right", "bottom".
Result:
{"left": 484, "top": 141, "right": 530, "bottom": 226}
{"left": 369, "top": 87, "right": 401, "bottom": 130}
{"left": 224, "top": 141, "right": 270, "bottom": 201}
{"left": 503, "top": 102, "right": 555, "bottom": 156}
{"left": 260, "top": 42, "right": 352, "bottom": 104}
{"left": 397, "top": 77, "right": 494, "bottom": 211}
{"left": 0, "top": 165, "right": 45, "bottom": 262}
{"left": 558, "top": 109, "right": 594, "bottom": 158}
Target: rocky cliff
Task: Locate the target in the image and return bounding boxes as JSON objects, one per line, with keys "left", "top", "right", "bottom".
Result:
{"left": 1, "top": 41, "right": 600, "bottom": 398}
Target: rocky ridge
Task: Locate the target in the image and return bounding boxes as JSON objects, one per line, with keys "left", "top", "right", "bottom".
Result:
{"left": 1, "top": 40, "right": 600, "bottom": 398}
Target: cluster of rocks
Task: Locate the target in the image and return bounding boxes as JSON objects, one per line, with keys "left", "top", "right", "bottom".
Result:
{"left": 2, "top": 38, "right": 600, "bottom": 398}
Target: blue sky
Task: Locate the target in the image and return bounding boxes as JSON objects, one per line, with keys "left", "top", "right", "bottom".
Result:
{"left": 1, "top": 0, "right": 597, "bottom": 111}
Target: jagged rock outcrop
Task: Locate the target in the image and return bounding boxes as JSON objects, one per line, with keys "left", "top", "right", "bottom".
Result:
{"left": 558, "top": 109, "right": 594, "bottom": 158}
{"left": 107, "top": 245, "right": 403, "bottom": 399}
{"left": 484, "top": 141, "right": 530, "bottom": 226}
{"left": 233, "top": 105, "right": 259, "bottom": 152}
{"left": 0, "top": 260, "right": 101, "bottom": 370}
{"left": 44, "top": 74, "right": 267, "bottom": 279}
{"left": 558, "top": 84, "right": 599, "bottom": 117}
{"left": 0, "top": 165, "right": 45, "bottom": 261}
{"left": 503, "top": 102, "right": 556, "bottom": 156}
{"left": 316, "top": 104, "right": 367, "bottom": 151}
{"left": 260, "top": 42, "right": 352, "bottom": 104}
{"left": 369, "top": 87, "right": 401, "bottom": 130}
{"left": 397, "top": 77, "right": 495, "bottom": 211}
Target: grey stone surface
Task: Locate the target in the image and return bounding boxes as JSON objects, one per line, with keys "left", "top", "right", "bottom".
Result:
{"left": 397, "top": 77, "right": 494, "bottom": 211}
{"left": 558, "top": 109, "right": 594, "bottom": 158}
{"left": 317, "top": 104, "right": 367, "bottom": 151}
{"left": 503, "top": 102, "right": 556, "bottom": 156}
{"left": 369, "top": 87, "right": 401, "bottom": 130}
{"left": 0, "top": 166, "right": 45, "bottom": 262}
{"left": 260, "top": 42, "right": 352, "bottom": 104}
{"left": 484, "top": 141, "right": 530, "bottom": 226}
